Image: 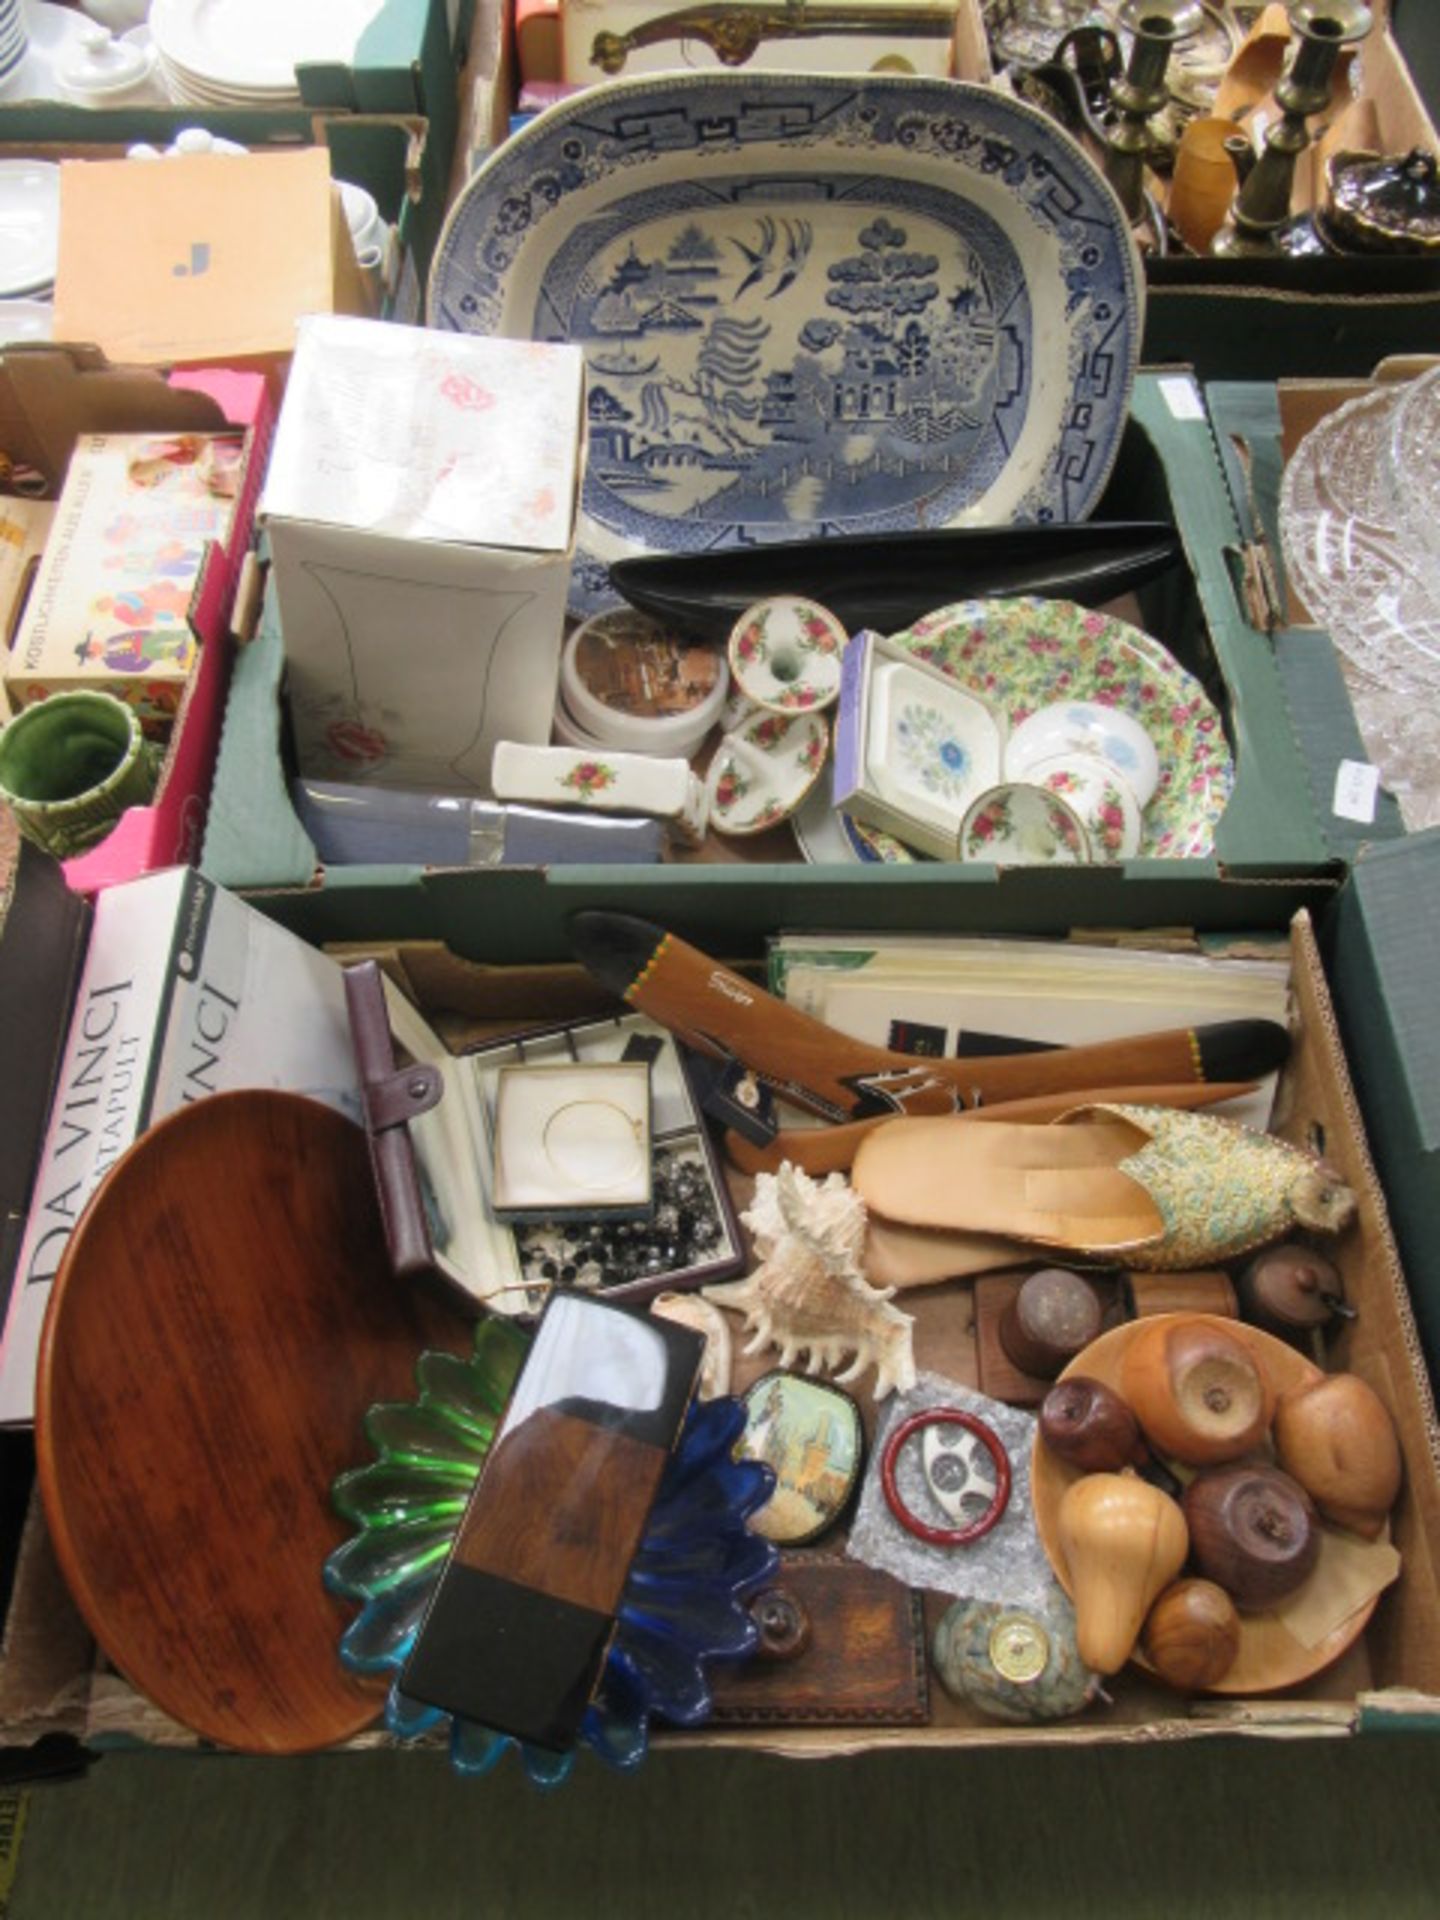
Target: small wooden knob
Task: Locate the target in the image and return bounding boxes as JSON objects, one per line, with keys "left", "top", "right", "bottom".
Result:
{"left": 1238, "top": 1244, "right": 1344, "bottom": 1336}
{"left": 750, "top": 1588, "right": 811, "bottom": 1662}
{"left": 999, "top": 1269, "right": 1102, "bottom": 1379}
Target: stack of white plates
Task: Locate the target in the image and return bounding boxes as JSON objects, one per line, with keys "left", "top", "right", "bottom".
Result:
{"left": 0, "top": 0, "right": 28, "bottom": 85}
{"left": 0, "top": 160, "right": 60, "bottom": 301}
{"left": 151, "top": 0, "right": 385, "bottom": 106}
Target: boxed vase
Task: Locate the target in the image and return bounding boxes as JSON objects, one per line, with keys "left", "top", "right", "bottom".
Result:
{"left": 260, "top": 316, "right": 586, "bottom": 795}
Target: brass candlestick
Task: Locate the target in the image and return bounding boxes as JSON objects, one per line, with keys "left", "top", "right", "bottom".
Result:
{"left": 1212, "top": 0, "right": 1373, "bottom": 257}
{"left": 1104, "top": 0, "right": 1204, "bottom": 224}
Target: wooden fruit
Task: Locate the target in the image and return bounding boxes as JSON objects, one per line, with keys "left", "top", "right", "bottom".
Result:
{"left": 1183, "top": 1464, "right": 1320, "bottom": 1610}
{"left": 1142, "top": 1579, "right": 1242, "bottom": 1690}
{"left": 1120, "top": 1316, "right": 1275, "bottom": 1465}
{"left": 1039, "top": 1376, "right": 1145, "bottom": 1474}
{"left": 1000, "top": 1268, "right": 1102, "bottom": 1378}
{"left": 1057, "top": 1472, "right": 1189, "bottom": 1675}
{"left": 1238, "top": 1244, "right": 1345, "bottom": 1336}
{"left": 1273, "top": 1372, "right": 1402, "bottom": 1538}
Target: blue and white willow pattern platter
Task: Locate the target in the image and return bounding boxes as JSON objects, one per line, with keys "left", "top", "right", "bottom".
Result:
{"left": 430, "top": 75, "right": 1143, "bottom": 614}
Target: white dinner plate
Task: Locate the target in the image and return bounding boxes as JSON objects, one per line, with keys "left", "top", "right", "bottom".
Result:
{"left": 151, "top": 0, "right": 382, "bottom": 92}
{"left": 0, "top": 161, "right": 59, "bottom": 299}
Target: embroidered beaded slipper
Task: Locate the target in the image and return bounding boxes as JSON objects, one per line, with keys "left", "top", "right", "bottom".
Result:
{"left": 722, "top": 1079, "right": 1259, "bottom": 1180}
{"left": 851, "top": 1103, "right": 1356, "bottom": 1272}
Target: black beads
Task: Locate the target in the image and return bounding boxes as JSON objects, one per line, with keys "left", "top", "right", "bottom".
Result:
{"left": 515, "top": 1141, "right": 724, "bottom": 1294}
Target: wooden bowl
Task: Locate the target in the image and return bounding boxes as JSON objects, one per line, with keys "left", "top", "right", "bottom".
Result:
{"left": 36, "top": 1090, "right": 467, "bottom": 1754}
{"left": 1031, "top": 1313, "right": 1386, "bottom": 1694}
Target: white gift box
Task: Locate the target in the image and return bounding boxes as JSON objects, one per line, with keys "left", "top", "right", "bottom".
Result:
{"left": 261, "top": 316, "right": 586, "bottom": 795}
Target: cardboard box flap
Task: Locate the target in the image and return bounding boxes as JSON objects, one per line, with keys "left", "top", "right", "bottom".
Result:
{"left": 0, "top": 346, "right": 228, "bottom": 494}
{"left": 1339, "top": 832, "right": 1440, "bottom": 1152}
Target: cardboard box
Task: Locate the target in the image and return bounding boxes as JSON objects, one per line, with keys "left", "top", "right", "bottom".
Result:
{"left": 0, "top": 351, "right": 271, "bottom": 896}
{"left": 52, "top": 150, "right": 371, "bottom": 370}
{"left": 202, "top": 375, "right": 1371, "bottom": 893}
{"left": 4, "top": 431, "right": 243, "bottom": 725}
{"left": 3, "top": 854, "right": 1439, "bottom": 1755}
{"left": 1139, "top": 9, "right": 1440, "bottom": 379}
{"left": 260, "top": 316, "right": 586, "bottom": 795}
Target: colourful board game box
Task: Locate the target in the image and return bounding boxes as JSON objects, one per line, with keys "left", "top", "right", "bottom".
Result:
{"left": 5, "top": 431, "right": 243, "bottom": 727}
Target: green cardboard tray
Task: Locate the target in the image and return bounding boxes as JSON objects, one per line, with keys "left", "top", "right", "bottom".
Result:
{"left": 203, "top": 373, "right": 1362, "bottom": 914}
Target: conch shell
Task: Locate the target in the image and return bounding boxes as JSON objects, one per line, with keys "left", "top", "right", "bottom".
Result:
{"left": 704, "top": 1163, "right": 917, "bottom": 1400}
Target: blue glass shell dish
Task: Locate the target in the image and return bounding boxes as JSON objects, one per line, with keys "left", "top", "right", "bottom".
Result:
{"left": 324, "top": 1317, "right": 779, "bottom": 1787}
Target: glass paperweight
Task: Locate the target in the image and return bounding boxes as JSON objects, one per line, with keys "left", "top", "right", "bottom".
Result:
{"left": 324, "top": 1317, "right": 778, "bottom": 1786}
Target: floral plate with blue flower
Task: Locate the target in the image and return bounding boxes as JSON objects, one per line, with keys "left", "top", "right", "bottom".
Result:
{"left": 892, "top": 597, "right": 1234, "bottom": 858}
{"left": 325, "top": 1317, "right": 778, "bottom": 1787}
{"left": 430, "top": 73, "right": 1140, "bottom": 615}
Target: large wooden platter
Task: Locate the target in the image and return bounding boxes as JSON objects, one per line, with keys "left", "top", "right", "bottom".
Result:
{"left": 1031, "top": 1314, "right": 1383, "bottom": 1695}
{"left": 36, "top": 1090, "right": 466, "bottom": 1754}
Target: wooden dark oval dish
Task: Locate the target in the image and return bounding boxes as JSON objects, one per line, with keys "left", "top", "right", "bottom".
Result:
{"left": 36, "top": 1089, "right": 467, "bottom": 1755}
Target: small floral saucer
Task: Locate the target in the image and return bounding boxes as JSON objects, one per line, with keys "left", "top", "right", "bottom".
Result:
{"left": 727, "top": 596, "right": 848, "bottom": 715}
{"left": 1025, "top": 751, "right": 1142, "bottom": 862}
{"left": 1005, "top": 698, "right": 1161, "bottom": 810}
{"left": 960, "top": 781, "right": 1090, "bottom": 866}
{"left": 707, "top": 706, "right": 830, "bottom": 837}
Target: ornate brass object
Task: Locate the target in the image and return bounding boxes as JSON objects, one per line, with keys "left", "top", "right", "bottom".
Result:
{"left": 1212, "top": 0, "right": 1374, "bottom": 257}
{"left": 590, "top": 0, "right": 956, "bottom": 75}
{"left": 1103, "top": 0, "right": 1204, "bottom": 223}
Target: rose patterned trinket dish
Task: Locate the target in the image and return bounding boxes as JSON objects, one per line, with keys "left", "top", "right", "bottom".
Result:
{"left": 707, "top": 706, "right": 829, "bottom": 836}
{"left": 960, "top": 782, "right": 1090, "bottom": 866}
{"left": 727, "top": 596, "right": 848, "bottom": 715}
{"left": 1024, "top": 751, "right": 1144, "bottom": 862}
{"left": 430, "top": 73, "right": 1142, "bottom": 614}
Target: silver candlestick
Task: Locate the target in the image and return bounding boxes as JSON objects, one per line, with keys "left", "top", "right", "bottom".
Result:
{"left": 1104, "top": 0, "right": 1204, "bottom": 224}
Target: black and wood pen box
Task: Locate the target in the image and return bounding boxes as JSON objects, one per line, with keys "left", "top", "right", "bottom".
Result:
{"left": 400, "top": 1292, "right": 704, "bottom": 1751}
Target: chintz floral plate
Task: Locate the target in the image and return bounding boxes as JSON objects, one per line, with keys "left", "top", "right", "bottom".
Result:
{"left": 430, "top": 74, "right": 1142, "bottom": 615}
{"left": 892, "top": 597, "right": 1233, "bottom": 858}
{"left": 708, "top": 705, "right": 829, "bottom": 835}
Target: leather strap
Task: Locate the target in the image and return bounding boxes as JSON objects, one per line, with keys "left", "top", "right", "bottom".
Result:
{"left": 342, "top": 960, "right": 442, "bottom": 1281}
{"left": 362, "top": 1063, "right": 443, "bottom": 1133}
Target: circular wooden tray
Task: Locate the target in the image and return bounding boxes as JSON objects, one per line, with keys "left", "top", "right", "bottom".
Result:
{"left": 1030, "top": 1314, "right": 1381, "bottom": 1695}
{"left": 36, "top": 1090, "right": 465, "bottom": 1754}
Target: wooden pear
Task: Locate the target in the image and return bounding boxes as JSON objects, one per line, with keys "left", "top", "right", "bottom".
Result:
{"left": 1058, "top": 1471, "right": 1189, "bottom": 1675}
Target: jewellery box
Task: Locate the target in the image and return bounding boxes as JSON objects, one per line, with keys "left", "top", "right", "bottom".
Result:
{"left": 490, "top": 1059, "right": 653, "bottom": 1224}
{"left": 344, "top": 959, "right": 744, "bottom": 1315}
